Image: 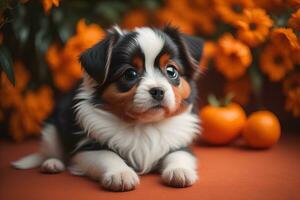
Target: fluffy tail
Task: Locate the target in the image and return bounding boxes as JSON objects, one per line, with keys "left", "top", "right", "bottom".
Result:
{"left": 11, "top": 153, "right": 45, "bottom": 169}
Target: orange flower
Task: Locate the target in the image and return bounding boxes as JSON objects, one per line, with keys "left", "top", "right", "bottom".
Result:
{"left": 164, "top": 0, "right": 190, "bottom": 14}
{"left": 14, "top": 61, "right": 31, "bottom": 91}
{"left": 9, "top": 106, "right": 41, "bottom": 141}
{"left": 283, "top": 50, "right": 300, "bottom": 118}
{"left": 0, "top": 61, "right": 53, "bottom": 141}
{"left": 46, "top": 44, "right": 61, "bottom": 71}
{"left": 271, "top": 28, "right": 300, "bottom": 51}
{"left": 46, "top": 19, "right": 105, "bottom": 91}
{"left": 9, "top": 85, "right": 54, "bottom": 141}
{"left": 270, "top": 29, "right": 300, "bottom": 66}
{"left": 260, "top": 43, "right": 294, "bottom": 81}
{"left": 214, "top": 34, "right": 252, "bottom": 80}
{"left": 225, "top": 75, "right": 252, "bottom": 105}
{"left": 285, "top": 87, "right": 300, "bottom": 117}
{"left": 235, "top": 8, "right": 273, "bottom": 47}
{"left": 292, "top": 48, "right": 300, "bottom": 65}
{"left": 199, "top": 41, "right": 216, "bottom": 71}
{"left": 0, "top": 61, "right": 29, "bottom": 109}
{"left": 215, "top": 0, "right": 254, "bottom": 25}
{"left": 122, "top": 9, "right": 149, "bottom": 29}
{"left": 53, "top": 71, "right": 78, "bottom": 92}
{"left": 46, "top": 43, "right": 82, "bottom": 91}
{"left": 283, "top": 73, "right": 300, "bottom": 94}
{"left": 288, "top": 9, "right": 300, "bottom": 31}
{"left": 193, "top": 0, "right": 215, "bottom": 10}
{"left": 25, "top": 86, "right": 53, "bottom": 122}
{"left": 75, "top": 19, "right": 105, "bottom": 50}
{"left": 42, "top": 0, "right": 59, "bottom": 14}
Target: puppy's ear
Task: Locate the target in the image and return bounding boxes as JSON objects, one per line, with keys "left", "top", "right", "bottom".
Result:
{"left": 79, "top": 28, "right": 121, "bottom": 86}
{"left": 163, "top": 25, "right": 204, "bottom": 79}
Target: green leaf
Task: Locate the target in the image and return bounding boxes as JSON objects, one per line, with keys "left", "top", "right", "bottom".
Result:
{"left": 35, "top": 17, "right": 52, "bottom": 80}
{"left": 94, "top": 1, "right": 128, "bottom": 23}
{"left": 144, "top": 0, "right": 161, "bottom": 10}
{"left": 223, "top": 92, "right": 235, "bottom": 106}
{"left": 249, "top": 66, "right": 262, "bottom": 98}
{"left": 208, "top": 94, "right": 220, "bottom": 107}
{"left": 0, "top": 46, "right": 15, "bottom": 85}
{"left": 12, "top": 4, "right": 30, "bottom": 47}
{"left": 95, "top": 3, "right": 118, "bottom": 23}
{"left": 19, "top": 26, "right": 30, "bottom": 45}
{"left": 35, "top": 17, "right": 51, "bottom": 53}
{"left": 53, "top": 8, "right": 75, "bottom": 43}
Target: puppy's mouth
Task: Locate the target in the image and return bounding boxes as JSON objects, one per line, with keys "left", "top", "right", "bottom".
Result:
{"left": 150, "top": 104, "right": 164, "bottom": 109}
{"left": 136, "top": 104, "right": 166, "bottom": 123}
{"left": 125, "top": 102, "right": 176, "bottom": 123}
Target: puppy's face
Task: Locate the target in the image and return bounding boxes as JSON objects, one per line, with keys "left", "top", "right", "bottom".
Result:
{"left": 80, "top": 26, "right": 203, "bottom": 123}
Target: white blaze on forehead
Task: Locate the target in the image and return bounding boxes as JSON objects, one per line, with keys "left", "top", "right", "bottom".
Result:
{"left": 135, "top": 27, "right": 164, "bottom": 71}
{"left": 133, "top": 28, "right": 176, "bottom": 112}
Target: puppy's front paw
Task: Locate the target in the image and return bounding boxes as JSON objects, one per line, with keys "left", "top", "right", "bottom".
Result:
{"left": 40, "top": 158, "right": 65, "bottom": 173}
{"left": 162, "top": 168, "right": 197, "bottom": 188}
{"left": 101, "top": 168, "right": 140, "bottom": 192}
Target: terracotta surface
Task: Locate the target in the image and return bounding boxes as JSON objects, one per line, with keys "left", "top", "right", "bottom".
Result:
{"left": 1, "top": 135, "right": 300, "bottom": 200}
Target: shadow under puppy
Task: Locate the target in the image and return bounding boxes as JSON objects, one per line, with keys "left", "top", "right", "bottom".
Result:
{"left": 12, "top": 25, "right": 204, "bottom": 191}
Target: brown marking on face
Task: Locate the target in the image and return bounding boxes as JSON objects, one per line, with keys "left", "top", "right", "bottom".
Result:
{"left": 101, "top": 83, "right": 137, "bottom": 121}
{"left": 165, "top": 77, "right": 192, "bottom": 118}
{"left": 101, "top": 82, "right": 166, "bottom": 123}
{"left": 179, "top": 77, "right": 191, "bottom": 99}
{"left": 133, "top": 56, "right": 143, "bottom": 70}
{"left": 159, "top": 53, "right": 171, "bottom": 68}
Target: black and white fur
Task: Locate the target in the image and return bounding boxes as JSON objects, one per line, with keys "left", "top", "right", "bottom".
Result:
{"left": 12, "top": 26, "right": 204, "bottom": 191}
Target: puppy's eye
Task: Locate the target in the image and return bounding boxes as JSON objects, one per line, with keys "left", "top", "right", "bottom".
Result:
{"left": 123, "top": 68, "right": 138, "bottom": 81}
{"left": 166, "top": 65, "right": 179, "bottom": 79}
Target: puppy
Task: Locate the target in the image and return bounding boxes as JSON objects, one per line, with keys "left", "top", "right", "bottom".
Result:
{"left": 12, "top": 25, "right": 203, "bottom": 191}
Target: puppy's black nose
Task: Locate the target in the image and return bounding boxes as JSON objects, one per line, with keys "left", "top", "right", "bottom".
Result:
{"left": 149, "top": 87, "right": 165, "bottom": 101}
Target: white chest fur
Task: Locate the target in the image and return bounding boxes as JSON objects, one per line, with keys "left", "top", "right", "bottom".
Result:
{"left": 75, "top": 101, "right": 199, "bottom": 174}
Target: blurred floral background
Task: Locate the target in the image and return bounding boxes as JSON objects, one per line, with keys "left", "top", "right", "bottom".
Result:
{"left": 0, "top": 0, "right": 299, "bottom": 142}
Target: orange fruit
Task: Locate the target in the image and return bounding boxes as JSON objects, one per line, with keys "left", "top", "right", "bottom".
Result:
{"left": 242, "top": 111, "right": 281, "bottom": 149}
{"left": 200, "top": 103, "right": 247, "bottom": 145}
